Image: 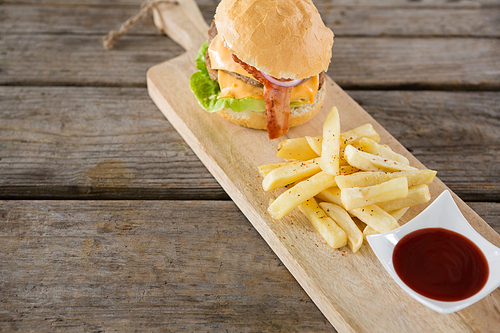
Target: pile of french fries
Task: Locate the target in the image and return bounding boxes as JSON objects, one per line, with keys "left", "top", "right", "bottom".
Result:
{"left": 258, "top": 107, "right": 436, "bottom": 253}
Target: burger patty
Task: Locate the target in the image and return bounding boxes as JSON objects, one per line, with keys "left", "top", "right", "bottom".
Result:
{"left": 208, "top": 20, "right": 218, "bottom": 45}
{"left": 206, "top": 22, "right": 263, "bottom": 87}
{"left": 206, "top": 20, "right": 325, "bottom": 91}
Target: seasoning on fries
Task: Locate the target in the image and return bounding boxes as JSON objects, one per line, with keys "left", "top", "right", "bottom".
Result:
{"left": 257, "top": 106, "right": 437, "bottom": 252}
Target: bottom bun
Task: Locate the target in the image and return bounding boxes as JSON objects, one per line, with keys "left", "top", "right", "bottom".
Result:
{"left": 216, "top": 84, "right": 326, "bottom": 130}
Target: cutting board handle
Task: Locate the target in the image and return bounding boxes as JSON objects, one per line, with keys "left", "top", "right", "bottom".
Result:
{"left": 152, "top": 0, "right": 209, "bottom": 53}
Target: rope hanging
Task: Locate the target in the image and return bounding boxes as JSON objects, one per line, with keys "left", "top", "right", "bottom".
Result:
{"left": 103, "top": 0, "right": 176, "bottom": 50}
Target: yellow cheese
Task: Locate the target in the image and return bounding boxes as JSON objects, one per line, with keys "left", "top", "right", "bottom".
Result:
{"left": 209, "top": 34, "right": 319, "bottom": 104}
{"left": 292, "top": 75, "right": 318, "bottom": 104}
{"left": 218, "top": 70, "right": 318, "bottom": 104}
{"left": 218, "top": 70, "right": 263, "bottom": 100}
{"left": 208, "top": 35, "right": 253, "bottom": 78}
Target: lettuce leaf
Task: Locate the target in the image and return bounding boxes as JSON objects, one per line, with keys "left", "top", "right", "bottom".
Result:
{"left": 189, "top": 42, "right": 309, "bottom": 112}
{"left": 189, "top": 42, "right": 266, "bottom": 113}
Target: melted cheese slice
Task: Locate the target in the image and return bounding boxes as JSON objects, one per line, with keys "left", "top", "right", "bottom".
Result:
{"left": 208, "top": 34, "right": 254, "bottom": 79}
{"left": 209, "top": 35, "right": 319, "bottom": 104}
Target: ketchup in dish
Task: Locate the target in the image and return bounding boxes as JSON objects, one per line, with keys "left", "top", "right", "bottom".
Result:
{"left": 393, "top": 228, "right": 489, "bottom": 302}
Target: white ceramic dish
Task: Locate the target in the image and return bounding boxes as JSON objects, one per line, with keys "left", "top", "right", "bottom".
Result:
{"left": 367, "top": 190, "right": 500, "bottom": 314}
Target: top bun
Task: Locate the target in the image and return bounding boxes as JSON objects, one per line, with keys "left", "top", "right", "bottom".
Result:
{"left": 214, "top": 0, "right": 334, "bottom": 80}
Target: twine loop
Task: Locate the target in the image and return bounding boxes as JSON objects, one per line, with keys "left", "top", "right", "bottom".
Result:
{"left": 103, "top": 0, "right": 176, "bottom": 50}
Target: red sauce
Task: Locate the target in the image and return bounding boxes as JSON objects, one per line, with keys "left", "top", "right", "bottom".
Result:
{"left": 393, "top": 228, "right": 489, "bottom": 302}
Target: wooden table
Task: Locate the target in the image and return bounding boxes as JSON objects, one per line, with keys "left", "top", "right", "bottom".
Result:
{"left": 1, "top": 0, "right": 499, "bottom": 331}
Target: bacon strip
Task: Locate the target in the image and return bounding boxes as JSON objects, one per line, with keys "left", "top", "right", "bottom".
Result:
{"left": 263, "top": 83, "right": 292, "bottom": 139}
{"left": 232, "top": 55, "right": 292, "bottom": 139}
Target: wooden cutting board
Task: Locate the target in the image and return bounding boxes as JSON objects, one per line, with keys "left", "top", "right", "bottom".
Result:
{"left": 146, "top": 1, "right": 500, "bottom": 331}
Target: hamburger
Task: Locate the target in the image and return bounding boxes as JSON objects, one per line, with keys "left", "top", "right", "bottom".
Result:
{"left": 189, "top": 0, "right": 334, "bottom": 139}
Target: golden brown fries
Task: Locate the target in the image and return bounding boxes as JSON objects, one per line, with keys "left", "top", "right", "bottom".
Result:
{"left": 303, "top": 123, "right": 380, "bottom": 157}
{"left": 344, "top": 145, "right": 418, "bottom": 172}
{"left": 363, "top": 225, "right": 379, "bottom": 240}
{"left": 341, "top": 123, "right": 380, "bottom": 146}
{"left": 258, "top": 106, "right": 437, "bottom": 253}
{"left": 389, "top": 207, "right": 410, "bottom": 221}
{"left": 335, "top": 170, "right": 436, "bottom": 189}
{"left": 340, "top": 177, "right": 409, "bottom": 210}
{"left": 349, "top": 204, "right": 400, "bottom": 233}
{"left": 316, "top": 187, "right": 342, "bottom": 206}
{"left": 356, "top": 137, "right": 410, "bottom": 165}
{"left": 268, "top": 171, "right": 337, "bottom": 219}
{"left": 257, "top": 162, "right": 289, "bottom": 177}
{"left": 319, "top": 202, "right": 363, "bottom": 253}
{"left": 305, "top": 136, "right": 322, "bottom": 155}
{"left": 276, "top": 137, "right": 319, "bottom": 161}
{"left": 262, "top": 158, "right": 321, "bottom": 191}
{"left": 377, "top": 184, "right": 431, "bottom": 212}
{"left": 320, "top": 107, "right": 341, "bottom": 175}
{"left": 299, "top": 198, "right": 347, "bottom": 249}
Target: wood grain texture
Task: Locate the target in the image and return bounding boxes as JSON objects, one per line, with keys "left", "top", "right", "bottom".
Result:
{"left": 150, "top": 69, "right": 500, "bottom": 332}
{"left": 0, "top": 34, "right": 184, "bottom": 87}
{"left": 1, "top": 36, "right": 498, "bottom": 89}
{"left": 1, "top": 0, "right": 499, "bottom": 331}
{"left": 0, "top": 86, "right": 227, "bottom": 200}
{"left": 0, "top": 3, "right": 162, "bottom": 35}
{"left": 1, "top": 87, "right": 498, "bottom": 201}
{"left": 319, "top": 6, "right": 500, "bottom": 37}
{"left": 4, "top": 0, "right": 500, "bottom": 8}
{"left": 0, "top": 200, "right": 333, "bottom": 332}
{"left": 3, "top": 3, "right": 499, "bottom": 37}
{"left": 148, "top": 41, "right": 500, "bottom": 333}
{"left": 145, "top": 2, "right": 500, "bottom": 330}
{"left": 348, "top": 90, "right": 500, "bottom": 202}
{"left": 0, "top": 199, "right": 499, "bottom": 333}
{"left": 469, "top": 202, "right": 500, "bottom": 231}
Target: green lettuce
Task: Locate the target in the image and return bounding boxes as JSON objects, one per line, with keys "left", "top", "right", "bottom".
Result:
{"left": 189, "top": 42, "right": 266, "bottom": 113}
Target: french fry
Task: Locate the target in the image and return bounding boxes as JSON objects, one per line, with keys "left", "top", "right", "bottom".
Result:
{"left": 316, "top": 187, "right": 343, "bottom": 206}
{"left": 349, "top": 204, "right": 400, "bottom": 233}
{"left": 344, "top": 145, "right": 418, "bottom": 172}
{"left": 363, "top": 225, "right": 379, "bottom": 239}
{"left": 335, "top": 170, "right": 437, "bottom": 189}
{"left": 361, "top": 207, "right": 408, "bottom": 237}
{"left": 258, "top": 105, "right": 437, "bottom": 254}
{"left": 342, "top": 123, "right": 380, "bottom": 146}
{"left": 377, "top": 184, "right": 431, "bottom": 212}
{"left": 276, "top": 137, "right": 319, "bottom": 161}
{"left": 320, "top": 107, "right": 341, "bottom": 175}
{"left": 339, "top": 165, "right": 360, "bottom": 175}
{"left": 305, "top": 136, "right": 323, "bottom": 155}
{"left": 339, "top": 158, "right": 350, "bottom": 166}
{"left": 257, "top": 163, "right": 289, "bottom": 177}
{"left": 299, "top": 198, "right": 347, "bottom": 249}
{"left": 268, "top": 171, "right": 337, "bottom": 219}
{"left": 356, "top": 137, "right": 409, "bottom": 165}
{"left": 388, "top": 207, "right": 410, "bottom": 221}
{"left": 303, "top": 123, "right": 380, "bottom": 156}
{"left": 262, "top": 158, "right": 321, "bottom": 191}
{"left": 319, "top": 202, "right": 363, "bottom": 253}
{"left": 340, "top": 177, "right": 409, "bottom": 210}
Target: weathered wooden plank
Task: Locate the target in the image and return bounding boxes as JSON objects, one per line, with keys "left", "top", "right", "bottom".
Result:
{"left": 0, "top": 198, "right": 498, "bottom": 332}
{"left": 0, "top": 200, "right": 333, "bottom": 332}
{"left": 1, "top": 35, "right": 498, "bottom": 89}
{"left": 348, "top": 90, "right": 500, "bottom": 201}
{"left": 0, "top": 4, "right": 164, "bottom": 35}
{"left": 1, "top": 87, "right": 498, "bottom": 201}
{"left": 469, "top": 202, "right": 500, "bottom": 231}
{"left": 330, "top": 37, "right": 500, "bottom": 90}
{"left": 4, "top": 0, "right": 500, "bottom": 8}
{"left": 0, "top": 34, "right": 184, "bottom": 87}
{"left": 2, "top": 3, "right": 499, "bottom": 37}
{"left": 320, "top": 6, "right": 500, "bottom": 37}
{"left": 0, "top": 86, "right": 228, "bottom": 200}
